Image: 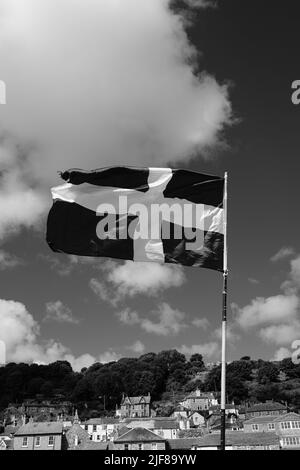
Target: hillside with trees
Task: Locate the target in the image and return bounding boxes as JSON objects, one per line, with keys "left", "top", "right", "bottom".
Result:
{"left": 0, "top": 351, "right": 299, "bottom": 421}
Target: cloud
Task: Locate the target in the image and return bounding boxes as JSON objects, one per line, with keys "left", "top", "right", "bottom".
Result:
{"left": 179, "top": 341, "right": 219, "bottom": 358}
{"left": 0, "top": 249, "right": 23, "bottom": 269}
{"left": 234, "top": 254, "right": 300, "bottom": 349}
{"left": 140, "top": 302, "right": 188, "bottom": 336}
{"left": 271, "top": 246, "right": 295, "bottom": 262}
{"left": 116, "top": 302, "right": 188, "bottom": 336}
{"left": 234, "top": 295, "right": 299, "bottom": 330}
{"left": 191, "top": 317, "right": 210, "bottom": 329}
{"left": 271, "top": 347, "right": 292, "bottom": 361}
{"left": 0, "top": 297, "right": 117, "bottom": 371}
{"left": 44, "top": 301, "right": 79, "bottom": 324}
{"left": 259, "top": 322, "right": 300, "bottom": 346}
{"left": 116, "top": 308, "right": 140, "bottom": 326}
{"left": 91, "top": 260, "right": 186, "bottom": 304}
{"left": 98, "top": 350, "right": 121, "bottom": 364}
{"left": 0, "top": 0, "right": 232, "bottom": 239}
{"left": 127, "top": 340, "right": 145, "bottom": 354}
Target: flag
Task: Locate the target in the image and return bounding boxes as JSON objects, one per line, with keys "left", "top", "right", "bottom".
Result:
{"left": 46, "top": 166, "right": 224, "bottom": 271}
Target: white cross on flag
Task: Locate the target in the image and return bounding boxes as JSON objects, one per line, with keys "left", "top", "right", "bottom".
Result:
{"left": 47, "top": 166, "right": 225, "bottom": 272}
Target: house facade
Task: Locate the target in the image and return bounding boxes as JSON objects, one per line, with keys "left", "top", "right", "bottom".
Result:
{"left": 81, "top": 418, "right": 121, "bottom": 441}
{"left": 118, "top": 394, "right": 151, "bottom": 418}
{"left": 245, "top": 401, "right": 287, "bottom": 419}
{"left": 14, "top": 422, "right": 63, "bottom": 450}
{"left": 180, "top": 389, "right": 217, "bottom": 411}
{"left": 244, "top": 412, "right": 300, "bottom": 449}
{"left": 121, "top": 417, "right": 180, "bottom": 439}
{"left": 196, "top": 431, "right": 280, "bottom": 450}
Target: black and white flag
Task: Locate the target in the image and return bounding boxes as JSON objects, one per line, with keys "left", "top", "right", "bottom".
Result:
{"left": 47, "top": 166, "right": 224, "bottom": 272}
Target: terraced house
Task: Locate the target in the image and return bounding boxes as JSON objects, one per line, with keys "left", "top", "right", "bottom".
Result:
{"left": 13, "top": 422, "right": 63, "bottom": 450}
{"left": 243, "top": 412, "right": 300, "bottom": 449}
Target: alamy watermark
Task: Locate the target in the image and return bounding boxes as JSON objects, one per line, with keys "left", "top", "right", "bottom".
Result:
{"left": 291, "top": 339, "right": 300, "bottom": 365}
{"left": 291, "top": 80, "right": 300, "bottom": 105}
{"left": 95, "top": 197, "right": 207, "bottom": 250}
{"left": 0, "top": 80, "right": 6, "bottom": 104}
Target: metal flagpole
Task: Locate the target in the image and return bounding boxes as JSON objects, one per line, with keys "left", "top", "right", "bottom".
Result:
{"left": 220, "top": 171, "right": 228, "bottom": 451}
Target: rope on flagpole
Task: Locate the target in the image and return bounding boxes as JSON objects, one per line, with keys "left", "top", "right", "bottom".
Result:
{"left": 220, "top": 171, "right": 228, "bottom": 451}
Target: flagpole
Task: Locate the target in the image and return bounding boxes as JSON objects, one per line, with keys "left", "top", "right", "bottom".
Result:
{"left": 220, "top": 171, "right": 228, "bottom": 451}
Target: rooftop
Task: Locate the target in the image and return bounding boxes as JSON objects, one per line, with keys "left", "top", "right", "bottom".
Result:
{"left": 15, "top": 421, "right": 63, "bottom": 436}
{"left": 246, "top": 402, "right": 287, "bottom": 413}
{"left": 197, "top": 431, "right": 280, "bottom": 447}
{"left": 115, "top": 427, "right": 165, "bottom": 443}
{"left": 121, "top": 395, "right": 151, "bottom": 405}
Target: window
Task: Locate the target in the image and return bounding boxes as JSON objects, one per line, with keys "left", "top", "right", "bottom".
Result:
{"left": 252, "top": 424, "right": 259, "bottom": 432}
{"left": 22, "top": 437, "right": 28, "bottom": 447}
{"left": 35, "top": 436, "right": 41, "bottom": 447}
{"left": 48, "top": 436, "right": 54, "bottom": 446}
{"left": 138, "top": 444, "right": 143, "bottom": 450}
{"left": 124, "top": 444, "right": 129, "bottom": 450}
{"left": 291, "top": 421, "right": 300, "bottom": 429}
{"left": 152, "top": 443, "right": 157, "bottom": 450}
{"left": 85, "top": 425, "right": 88, "bottom": 431}
{"left": 281, "top": 421, "right": 291, "bottom": 429}
{"left": 93, "top": 425, "right": 97, "bottom": 432}
{"left": 283, "top": 437, "right": 300, "bottom": 446}
{"left": 268, "top": 423, "right": 275, "bottom": 430}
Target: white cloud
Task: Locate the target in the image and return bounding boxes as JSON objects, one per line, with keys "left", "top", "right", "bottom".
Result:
{"left": 0, "top": 0, "right": 232, "bottom": 239}
{"left": 213, "top": 323, "right": 240, "bottom": 344}
{"left": 140, "top": 302, "right": 187, "bottom": 336}
{"left": 270, "top": 246, "right": 295, "bottom": 262}
{"left": 116, "top": 302, "right": 188, "bottom": 336}
{"left": 107, "top": 261, "right": 186, "bottom": 297}
{"left": 0, "top": 249, "right": 22, "bottom": 269}
{"left": 271, "top": 347, "right": 292, "bottom": 361}
{"left": 91, "top": 261, "right": 186, "bottom": 304}
{"left": 234, "top": 294, "right": 299, "bottom": 329}
{"left": 192, "top": 317, "right": 210, "bottom": 329}
{"left": 98, "top": 350, "right": 121, "bottom": 364}
{"left": 116, "top": 308, "right": 140, "bottom": 326}
{"left": 259, "top": 322, "right": 300, "bottom": 346}
{"left": 179, "top": 341, "right": 219, "bottom": 358}
{"left": 127, "top": 340, "right": 145, "bottom": 354}
{"left": 0, "top": 297, "right": 118, "bottom": 371}
{"left": 45, "top": 301, "right": 79, "bottom": 324}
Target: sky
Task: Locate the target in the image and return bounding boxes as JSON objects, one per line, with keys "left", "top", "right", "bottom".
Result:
{"left": 0, "top": 0, "right": 300, "bottom": 371}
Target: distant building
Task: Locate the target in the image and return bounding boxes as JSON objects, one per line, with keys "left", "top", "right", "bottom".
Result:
{"left": 245, "top": 401, "right": 287, "bottom": 419}
{"left": 180, "top": 389, "right": 218, "bottom": 411}
{"left": 188, "top": 411, "right": 206, "bottom": 428}
{"left": 120, "top": 417, "right": 180, "bottom": 440}
{"left": 244, "top": 412, "right": 300, "bottom": 450}
{"left": 118, "top": 393, "right": 151, "bottom": 418}
{"left": 113, "top": 427, "right": 166, "bottom": 450}
{"left": 81, "top": 418, "right": 121, "bottom": 441}
{"left": 14, "top": 421, "right": 63, "bottom": 450}
{"left": 22, "top": 400, "right": 72, "bottom": 418}
{"left": 64, "top": 410, "right": 90, "bottom": 450}
{"left": 196, "top": 431, "right": 280, "bottom": 450}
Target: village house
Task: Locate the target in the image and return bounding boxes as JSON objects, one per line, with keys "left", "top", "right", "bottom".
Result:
{"left": 64, "top": 411, "right": 91, "bottom": 450}
{"left": 188, "top": 411, "right": 206, "bottom": 428}
{"left": 196, "top": 431, "right": 280, "bottom": 450}
{"left": 121, "top": 417, "right": 180, "bottom": 439}
{"left": 244, "top": 412, "right": 300, "bottom": 449}
{"left": 14, "top": 421, "right": 63, "bottom": 450}
{"left": 81, "top": 417, "right": 121, "bottom": 441}
{"left": 117, "top": 393, "right": 151, "bottom": 418}
{"left": 22, "top": 400, "right": 73, "bottom": 418}
{"left": 113, "top": 427, "right": 166, "bottom": 450}
{"left": 274, "top": 413, "right": 300, "bottom": 449}
{"left": 244, "top": 401, "right": 287, "bottom": 419}
{"left": 180, "top": 389, "right": 218, "bottom": 412}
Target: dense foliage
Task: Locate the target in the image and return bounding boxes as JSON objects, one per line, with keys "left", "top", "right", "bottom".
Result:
{"left": 0, "top": 351, "right": 299, "bottom": 420}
